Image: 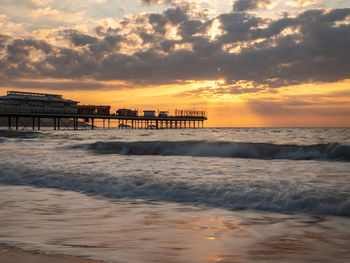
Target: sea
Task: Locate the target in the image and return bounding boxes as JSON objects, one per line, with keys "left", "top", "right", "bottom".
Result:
{"left": 0, "top": 127, "right": 349, "bottom": 262}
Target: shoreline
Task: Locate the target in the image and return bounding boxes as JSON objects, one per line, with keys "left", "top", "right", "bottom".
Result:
{"left": 0, "top": 244, "right": 104, "bottom": 263}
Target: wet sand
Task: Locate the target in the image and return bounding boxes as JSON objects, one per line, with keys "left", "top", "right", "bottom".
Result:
{"left": 0, "top": 245, "right": 103, "bottom": 263}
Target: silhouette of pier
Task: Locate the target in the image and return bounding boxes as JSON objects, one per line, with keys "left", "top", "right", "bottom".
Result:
{"left": 0, "top": 112, "right": 207, "bottom": 130}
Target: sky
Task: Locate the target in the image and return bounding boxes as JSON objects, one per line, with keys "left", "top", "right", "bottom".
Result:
{"left": 0, "top": 0, "right": 350, "bottom": 127}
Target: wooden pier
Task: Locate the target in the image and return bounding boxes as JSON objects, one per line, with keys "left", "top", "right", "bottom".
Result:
{"left": 0, "top": 112, "right": 207, "bottom": 130}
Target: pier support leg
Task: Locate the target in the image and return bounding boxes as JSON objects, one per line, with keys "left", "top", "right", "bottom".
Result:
{"left": 32, "top": 117, "right": 35, "bottom": 130}
{"left": 38, "top": 118, "right": 40, "bottom": 130}
{"left": 58, "top": 118, "right": 60, "bottom": 130}
{"left": 108, "top": 119, "right": 110, "bottom": 129}
{"left": 15, "top": 117, "right": 19, "bottom": 130}
{"left": 8, "top": 117, "right": 11, "bottom": 130}
{"left": 76, "top": 118, "right": 78, "bottom": 130}
{"left": 156, "top": 120, "right": 159, "bottom": 129}
{"left": 103, "top": 119, "right": 105, "bottom": 129}
{"left": 91, "top": 118, "right": 94, "bottom": 130}
{"left": 54, "top": 117, "right": 57, "bottom": 130}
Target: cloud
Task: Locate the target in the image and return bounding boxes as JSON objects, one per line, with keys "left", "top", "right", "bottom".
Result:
{"left": 27, "top": 0, "right": 53, "bottom": 8}
{"left": 233, "top": 0, "right": 274, "bottom": 12}
{"left": 6, "top": 38, "right": 52, "bottom": 63}
{"left": 0, "top": 6, "right": 349, "bottom": 94}
{"left": 0, "top": 34, "right": 11, "bottom": 49}
{"left": 139, "top": 0, "right": 177, "bottom": 5}
{"left": 247, "top": 98, "right": 350, "bottom": 120}
{"left": 0, "top": 79, "right": 105, "bottom": 90}
{"left": 178, "top": 82, "right": 269, "bottom": 99}
{"left": 288, "top": 0, "right": 320, "bottom": 8}
{"left": 62, "top": 30, "right": 98, "bottom": 46}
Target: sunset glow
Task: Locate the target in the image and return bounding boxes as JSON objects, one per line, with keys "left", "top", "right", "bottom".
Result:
{"left": 1, "top": 0, "right": 349, "bottom": 126}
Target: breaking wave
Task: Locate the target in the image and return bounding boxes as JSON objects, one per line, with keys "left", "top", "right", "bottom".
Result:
{"left": 0, "top": 130, "right": 40, "bottom": 139}
{"left": 69, "top": 140, "right": 350, "bottom": 161}
{"left": 0, "top": 164, "right": 349, "bottom": 217}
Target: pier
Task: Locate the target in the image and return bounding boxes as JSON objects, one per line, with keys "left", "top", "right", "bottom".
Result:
{"left": 0, "top": 112, "right": 207, "bottom": 130}
{"left": 0, "top": 91, "right": 207, "bottom": 130}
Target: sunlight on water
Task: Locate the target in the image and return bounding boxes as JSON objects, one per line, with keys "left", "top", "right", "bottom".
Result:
{"left": 0, "top": 186, "right": 349, "bottom": 263}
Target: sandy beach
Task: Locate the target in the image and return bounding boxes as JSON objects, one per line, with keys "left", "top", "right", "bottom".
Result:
{"left": 0, "top": 245, "right": 103, "bottom": 263}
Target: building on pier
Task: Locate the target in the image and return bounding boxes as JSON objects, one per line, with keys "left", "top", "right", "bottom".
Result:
{"left": 116, "top": 108, "right": 138, "bottom": 117}
{"left": 143, "top": 110, "right": 156, "bottom": 117}
{"left": 0, "top": 91, "right": 78, "bottom": 114}
{"left": 78, "top": 105, "right": 111, "bottom": 115}
{"left": 158, "top": 111, "right": 168, "bottom": 117}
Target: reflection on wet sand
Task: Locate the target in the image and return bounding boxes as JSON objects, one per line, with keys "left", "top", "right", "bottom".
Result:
{"left": 0, "top": 185, "right": 349, "bottom": 263}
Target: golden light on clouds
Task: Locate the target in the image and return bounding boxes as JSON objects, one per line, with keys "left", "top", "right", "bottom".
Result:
{"left": 288, "top": 0, "right": 320, "bottom": 8}
{"left": 0, "top": 0, "right": 349, "bottom": 127}
{"left": 209, "top": 19, "right": 222, "bottom": 40}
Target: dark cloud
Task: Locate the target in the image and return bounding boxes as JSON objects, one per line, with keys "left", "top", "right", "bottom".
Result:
{"left": 88, "top": 35, "right": 123, "bottom": 58}
{"left": 148, "top": 5, "right": 191, "bottom": 34}
{"left": 217, "top": 8, "right": 350, "bottom": 87}
{"left": 165, "top": 6, "right": 188, "bottom": 24}
{"left": 1, "top": 7, "right": 350, "bottom": 93}
{"left": 0, "top": 34, "right": 11, "bottom": 49}
{"left": 139, "top": 32, "right": 156, "bottom": 44}
{"left": 233, "top": 0, "right": 273, "bottom": 12}
{"left": 62, "top": 30, "right": 98, "bottom": 46}
{"left": 149, "top": 13, "right": 168, "bottom": 35}
{"left": 6, "top": 39, "right": 52, "bottom": 63}
{"left": 160, "top": 40, "right": 175, "bottom": 52}
{"left": 139, "top": 0, "right": 173, "bottom": 5}
{"left": 1, "top": 79, "right": 105, "bottom": 91}
{"left": 218, "top": 12, "right": 263, "bottom": 43}
{"left": 178, "top": 19, "right": 207, "bottom": 38}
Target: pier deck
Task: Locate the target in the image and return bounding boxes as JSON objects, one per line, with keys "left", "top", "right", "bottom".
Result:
{"left": 0, "top": 112, "right": 207, "bottom": 130}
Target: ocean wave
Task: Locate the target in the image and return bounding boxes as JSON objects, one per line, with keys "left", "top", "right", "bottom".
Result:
{"left": 0, "top": 165, "right": 349, "bottom": 217}
{"left": 0, "top": 130, "right": 40, "bottom": 138}
{"left": 68, "top": 140, "right": 350, "bottom": 161}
